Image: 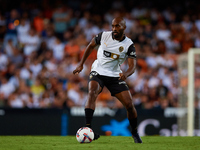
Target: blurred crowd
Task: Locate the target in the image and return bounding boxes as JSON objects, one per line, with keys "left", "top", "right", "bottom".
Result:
{"left": 0, "top": 0, "right": 200, "bottom": 109}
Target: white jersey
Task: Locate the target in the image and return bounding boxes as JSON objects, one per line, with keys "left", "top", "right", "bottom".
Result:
{"left": 91, "top": 31, "right": 136, "bottom": 77}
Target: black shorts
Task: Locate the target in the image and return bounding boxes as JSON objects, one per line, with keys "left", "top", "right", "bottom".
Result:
{"left": 88, "top": 71, "right": 129, "bottom": 96}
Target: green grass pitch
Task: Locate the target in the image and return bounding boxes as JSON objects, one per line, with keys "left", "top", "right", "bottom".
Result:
{"left": 0, "top": 136, "right": 199, "bottom": 150}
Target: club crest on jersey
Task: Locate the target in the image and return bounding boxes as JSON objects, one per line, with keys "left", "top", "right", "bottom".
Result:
{"left": 119, "top": 46, "right": 124, "bottom": 52}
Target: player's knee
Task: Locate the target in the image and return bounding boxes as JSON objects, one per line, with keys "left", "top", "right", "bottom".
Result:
{"left": 125, "top": 102, "right": 134, "bottom": 112}
{"left": 88, "top": 89, "right": 99, "bottom": 98}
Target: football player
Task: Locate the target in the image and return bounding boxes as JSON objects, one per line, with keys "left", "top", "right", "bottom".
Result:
{"left": 73, "top": 17, "right": 142, "bottom": 143}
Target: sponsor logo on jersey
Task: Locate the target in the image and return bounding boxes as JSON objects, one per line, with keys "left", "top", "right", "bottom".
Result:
{"left": 104, "top": 42, "right": 108, "bottom": 47}
{"left": 104, "top": 51, "right": 111, "bottom": 57}
{"left": 119, "top": 46, "right": 124, "bottom": 52}
{"left": 103, "top": 50, "right": 119, "bottom": 59}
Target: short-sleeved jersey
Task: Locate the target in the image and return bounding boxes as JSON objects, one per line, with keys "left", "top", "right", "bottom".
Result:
{"left": 91, "top": 31, "right": 136, "bottom": 77}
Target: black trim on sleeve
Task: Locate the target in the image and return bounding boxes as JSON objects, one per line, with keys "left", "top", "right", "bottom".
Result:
{"left": 94, "top": 32, "right": 103, "bottom": 45}
{"left": 127, "top": 44, "right": 136, "bottom": 59}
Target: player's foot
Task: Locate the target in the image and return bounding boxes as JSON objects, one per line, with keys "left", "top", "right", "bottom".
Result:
{"left": 132, "top": 133, "right": 142, "bottom": 143}
{"left": 93, "top": 132, "right": 100, "bottom": 140}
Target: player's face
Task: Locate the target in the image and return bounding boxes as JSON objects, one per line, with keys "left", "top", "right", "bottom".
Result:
{"left": 112, "top": 20, "right": 125, "bottom": 39}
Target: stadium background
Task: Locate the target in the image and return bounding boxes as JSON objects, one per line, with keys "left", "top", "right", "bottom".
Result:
{"left": 0, "top": 0, "right": 199, "bottom": 136}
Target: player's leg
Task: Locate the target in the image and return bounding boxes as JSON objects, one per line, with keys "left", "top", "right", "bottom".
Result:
{"left": 85, "top": 80, "right": 102, "bottom": 126}
{"left": 85, "top": 80, "right": 102, "bottom": 140}
{"left": 115, "top": 90, "right": 142, "bottom": 143}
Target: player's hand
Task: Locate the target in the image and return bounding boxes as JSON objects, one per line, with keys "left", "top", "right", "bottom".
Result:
{"left": 118, "top": 73, "right": 127, "bottom": 81}
{"left": 73, "top": 65, "right": 83, "bottom": 75}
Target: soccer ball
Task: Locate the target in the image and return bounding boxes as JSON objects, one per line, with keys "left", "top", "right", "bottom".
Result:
{"left": 76, "top": 127, "right": 94, "bottom": 143}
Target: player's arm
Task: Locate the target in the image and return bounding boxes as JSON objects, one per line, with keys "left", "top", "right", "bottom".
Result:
{"left": 73, "top": 38, "right": 97, "bottom": 75}
{"left": 119, "top": 43, "right": 137, "bottom": 80}
{"left": 119, "top": 58, "right": 136, "bottom": 80}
